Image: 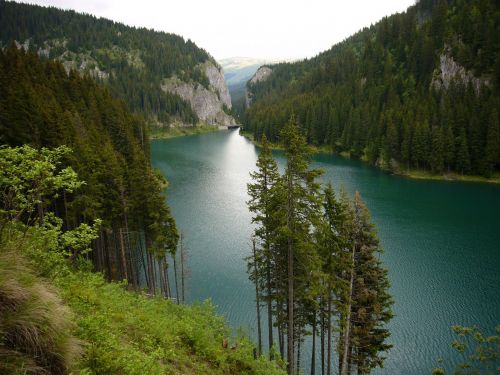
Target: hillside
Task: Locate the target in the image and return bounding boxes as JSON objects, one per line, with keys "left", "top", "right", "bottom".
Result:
{"left": 0, "top": 45, "right": 285, "bottom": 375}
{"left": 0, "top": 0, "right": 236, "bottom": 129}
{"left": 0, "top": 148, "right": 285, "bottom": 375}
{"left": 244, "top": 0, "right": 500, "bottom": 178}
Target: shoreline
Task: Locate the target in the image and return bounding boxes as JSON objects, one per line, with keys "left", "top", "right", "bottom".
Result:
{"left": 149, "top": 124, "right": 223, "bottom": 140}
{"left": 240, "top": 131, "right": 500, "bottom": 185}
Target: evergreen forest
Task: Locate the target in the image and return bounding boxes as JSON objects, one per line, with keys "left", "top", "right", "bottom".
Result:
{"left": 0, "top": 0, "right": 213, "bottom": 125}
{"left": 244, "top": 0, "right": 500, "bottom": 177}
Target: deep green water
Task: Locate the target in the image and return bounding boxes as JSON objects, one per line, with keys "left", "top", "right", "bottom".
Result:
{"left": 151, "top": 130, "right": 500, "bottom": 374}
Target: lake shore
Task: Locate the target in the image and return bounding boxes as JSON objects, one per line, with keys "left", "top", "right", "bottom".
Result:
{"left": 241, "top": 131, "right": 500, "bottom": 184}
{"left": 149, "top": 123, "right": 223, "bottom": 140}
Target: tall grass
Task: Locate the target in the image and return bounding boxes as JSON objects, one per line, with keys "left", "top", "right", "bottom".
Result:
{"left": 0, "top": 247, "right": 81, "bottom": 374}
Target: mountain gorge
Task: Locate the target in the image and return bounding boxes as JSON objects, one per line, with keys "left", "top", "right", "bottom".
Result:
{"left": 220, "top": 57, "right": 276, "bottom": 118}
{"left": 244, "top": 0, "right": 500, "bottom": 178}
{"left": 0, "top": 0, "right": 236, "bottom": 130}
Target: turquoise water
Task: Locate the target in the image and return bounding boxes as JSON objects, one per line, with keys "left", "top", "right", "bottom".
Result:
{"left": 151, "top": 130, "right": 500, "bottom": 374}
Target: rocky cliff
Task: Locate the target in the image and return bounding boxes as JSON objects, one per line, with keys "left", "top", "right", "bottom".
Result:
{"left": 431, "top": 48, "right": 490, "bottom": 93}
{"left": 161, "top": 61, "right": 236, "bottom": 126}
{"left": 245, "top": 66, "right": 273, "bottom": 107}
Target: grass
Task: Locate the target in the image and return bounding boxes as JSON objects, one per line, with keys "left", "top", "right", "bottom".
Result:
{"left": 149, "top": 123, "right": 222, "bottom": 140}
{"left": 395, "top": 168, "right": 500, "bottom": 184}
{"left": 0, "top": 246, "right": 81, "bottom": 374}
{"left": 0, "top": 225, "right": 286, "bottom": 375}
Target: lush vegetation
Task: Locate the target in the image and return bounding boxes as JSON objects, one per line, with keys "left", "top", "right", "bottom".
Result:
{"left": 247, "top": 118, "right": 393, "bottom": 375}
{"left": 0, "top": 0, "right": 214, "bottom": 125}
{"left": 0, "top": 47, "right": 178, "bottom": 275}
{"left": 0, "top": 145, "right": 286, "bottom": 374}
{"left": 244, "top": 0, "right": 500, "bottom": 178}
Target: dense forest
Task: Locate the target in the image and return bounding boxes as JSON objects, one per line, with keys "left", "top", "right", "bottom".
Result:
{"left": 0, "top": 46, "right": 178, "bottom": 290}
{"left": 245, "top": 0, "right": 500, "bottom": 177}
{"left": 0, "top": 0, "right": 213, "bottom": 125}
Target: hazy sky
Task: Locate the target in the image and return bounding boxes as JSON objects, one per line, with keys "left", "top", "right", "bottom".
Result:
{"left": 19, "top": 0, "right": 415, "bottom": 60}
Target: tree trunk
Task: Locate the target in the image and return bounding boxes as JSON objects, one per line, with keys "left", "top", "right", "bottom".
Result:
{"left": 340, "top": 245, "right": 356, "bottom": 375}
{"left": 165, "top": 258, "right": 172, "bottom": 298}
{"left": 173, "top": 252, "right": 180, "bottom": 304}
{"left": 253, "top": 239, "right": 263, "bottom": 356}
{"left": 327, "top": 293, "right": 332, "bottom": 375}
{"left": 321, "top": 296, "right": 325, "bottom": 375}
{"left": 181, "top": 248, "right": 185, "bottom": 303}
{"left": 266, "top": 244, "right": 274, "bottom": 357}
{"left": 287, "top": 172, "right": 294, "bottom": 375}
{"left": 311, "top": 311, "right": 316, "bottom": 375}
{"left": 296, "top": 336, "right": 301, "bottom": 374}
{"left": 119, "top": 228, "right": 129, "bottom": 282}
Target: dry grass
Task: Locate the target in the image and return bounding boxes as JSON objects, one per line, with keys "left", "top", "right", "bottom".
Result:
{"left": 0, "top": 248, "right": 82, "bottom": 374}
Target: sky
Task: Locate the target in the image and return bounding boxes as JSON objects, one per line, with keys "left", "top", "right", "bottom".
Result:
{"left": 18, "top": 0, "right": 416, "bottom": 61}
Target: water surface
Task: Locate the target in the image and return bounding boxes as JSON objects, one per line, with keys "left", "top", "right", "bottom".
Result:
{"left": 151, "top": 130, "right": 500, "bottom": 374}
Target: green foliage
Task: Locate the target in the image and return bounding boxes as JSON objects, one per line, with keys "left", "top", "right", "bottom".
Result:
{"left": 246, "top": 119, "right": 393, "bottom": 374}
{"left": 0, "top": 144, "right": 285, "bottom": 375}
{"left": 0, "top": 48, "right": 178, "bottom": 255}
{"left": 432, "top": 325, "right": 500, "bottom": 375}
{"left": 244, "top": 0, "right": 500, "bottom": 178}
{"left": 0, "top": 145, "right": 82, "bottom": 225}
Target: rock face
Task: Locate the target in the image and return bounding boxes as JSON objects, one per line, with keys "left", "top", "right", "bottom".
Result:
{"left": 432, "top": 49, "right": 489, "bottom": 93}
{"left": 249, "top": 66, "right": 273, "bottom": 84}
{"left": 246, "top": 66, "right": 273, "bottom": 108}
{"left": 161, "top": 61, "right": 236, "bottom": 126}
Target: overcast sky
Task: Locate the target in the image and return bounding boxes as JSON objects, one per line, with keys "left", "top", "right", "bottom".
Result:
{"left": 18, "top": 0, "right": 416, "bottom": 60}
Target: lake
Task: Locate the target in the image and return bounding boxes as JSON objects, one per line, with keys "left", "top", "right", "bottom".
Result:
{"left": 151, "top": 129, "right": 500, "bottom": 374}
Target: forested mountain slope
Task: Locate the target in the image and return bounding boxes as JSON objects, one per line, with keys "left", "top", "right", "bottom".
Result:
{"left": 245, "top": 0, "right": 500, "bottom": 177}
{"left": 0, "top": 0, "right": 235, "bottom": 127}
{"left": 0, "top": 46, "right": 178, "bottom": 270}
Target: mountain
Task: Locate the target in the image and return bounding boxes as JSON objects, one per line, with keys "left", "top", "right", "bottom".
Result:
{"left": 0, "top": 0, "right": 236, "bottom": 128}
{"left": 219, "top": 57, "right": 277, "bottom": 118}
{"left": 244, "top": 0, "right": 499, "bottom": 178}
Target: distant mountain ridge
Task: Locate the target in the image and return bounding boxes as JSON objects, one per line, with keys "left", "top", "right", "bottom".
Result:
{"left": 245, "top": 0, "right": 499, "bottom": 178}
{"left": 0, "top": 0, "right": 236, "bottom": 128}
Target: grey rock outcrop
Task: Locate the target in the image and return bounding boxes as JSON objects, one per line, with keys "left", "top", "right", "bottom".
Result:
{"left": 245, "top": 66, "right": 273, "bottom": 108}
{"left": 249, "top": 66, "right": 273, "bottom": 84}
{"left": 432, "top": 49, "right": 489, "bottom": 93}
{"left": 161, "top": 61, "right": 236, "bottom": 126}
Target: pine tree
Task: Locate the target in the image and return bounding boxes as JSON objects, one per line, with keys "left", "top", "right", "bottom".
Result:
{"left": 247, "top": 134, "right": 281, "bottom": 355}
{"left": 455, "top": 127, "right": 471, "bottom": 175}
{"left": 279, "top": 116, "right": 322, "bottom": 374}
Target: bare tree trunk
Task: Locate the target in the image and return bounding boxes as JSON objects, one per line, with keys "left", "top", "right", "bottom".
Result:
{"left": 158, "top": 257, "right": 166, "bottom": 296}
{"left": 311, "top": 311, "right": 316, "bottom": 375}
{"left": 165, "top": 258, "right": 172, "bottom": 298}
{"left": 253, "top": 239, "right": 263, "bottom": 356}
{"left": 119, "top": 228, "right": 129, "bottom": 282}
{"left": 151, "top": 253, "right": 157, "bottom": 295}
{"left": 180, "top": 233, "right": 187, "bottom": 303}
{"left": 327, "top": 293, "right": 332, "bottom": 375}
{"left": 340, "top": 245, "right": 356, "bottom": 375}
{"left": 321, "top": 296, "right": 325, "bottom": 375}
{"left": 287, "top": 172, "right": 294, "bottom": 375}
{"left": 296, "top": 336, "right": 301, "bottom": 374}
{"left": 266, "top": 245, "right": 274, "bottom": 358}
{"left": 173, "top": 252, "right": 180, "bottom": 304}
